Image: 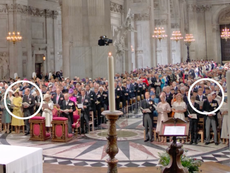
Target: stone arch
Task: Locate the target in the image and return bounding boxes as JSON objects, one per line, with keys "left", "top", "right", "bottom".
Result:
{"left": 211, "top": 5, "right": 230, "bottom": 62}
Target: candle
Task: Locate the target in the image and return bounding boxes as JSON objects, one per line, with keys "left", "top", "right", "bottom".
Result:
{"left": 108, "top": 52, "right": 115, "bottom": 112}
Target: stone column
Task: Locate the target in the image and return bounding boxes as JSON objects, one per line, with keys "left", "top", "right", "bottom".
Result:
{"left": 62, "top": 0, "right": 112, "bottom": 79}
{"left": 124, "top": 0, "right": 132, "bottom": 73}
{"left": 204, "top": 6, "right": 213, "bottom": 60}
{"left": 15, "top": 11, "right": 23, "bottom": 78}
{"left": 53, "top": 11, "right": 59, "bottom": 72}
{"left": 187, "top": 2, "right": 197, "bottom": 61}
{"left": 150, "top": 0, "right": 156, "bottom": 67}
{"left": 61, "top": 0, "right": 70, "bottom": 78}
{"left": 167, "top": 0, "right": 172, "bottom": 64}
{"left": 7, "top": 4, "right": 15, "bottom": 78}
{"left": 26, "top": 7, "right": 33, "bottom": 78}
{"left": 179, "top": 0, "right": 186, "bottom": 62}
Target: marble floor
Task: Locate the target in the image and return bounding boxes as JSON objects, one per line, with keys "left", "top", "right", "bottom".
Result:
{"left": 0, "top": 115, "right": 229, "bottom": 168}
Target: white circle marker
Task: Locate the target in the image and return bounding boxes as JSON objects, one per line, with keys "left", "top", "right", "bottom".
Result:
{"left": 4, "top": 80, "right": 43, "bottom": 120}
{"left": 188, "top": 78, "right": 225, "bottom": 115}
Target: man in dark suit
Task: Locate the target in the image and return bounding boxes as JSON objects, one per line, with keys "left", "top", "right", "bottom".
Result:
{"left": 94, "top": 87, "right": 103, "bottom": 126}
{"left": 203, "top": 94, "right": 219, "bottom": 145}
{"left": 79, "top": 90, "right": 90, "bottom": 134}
{"left": 23, "top": 88, "right": 35, "bottom": 135}
{"left": 141, "top": 92, "right": 155, "bottom": 142}
{"left": 165, "top": 86, "right": 173, "bottom": 106}
{"left": 85, "top": 85, "right": 96, "bottom": 124}
{"left": 52, "top": 88, "right": 64, "bottom": 108}
{"left": 60, "top": 93, "right": 76, "bottom": 133}
{"left": 187, "top": 96, "right": 200, "bottom": 145}
{"left": 35, "top": 89, "right": 42, "bottom": 115}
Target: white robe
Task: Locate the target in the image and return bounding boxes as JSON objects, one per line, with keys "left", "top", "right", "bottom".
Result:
{"left": 42, "top": 101, "right": 54, "bottom": 127}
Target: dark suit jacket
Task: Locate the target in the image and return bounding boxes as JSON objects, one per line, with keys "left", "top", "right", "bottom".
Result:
{"left": 195, "top": 95, "right": 207, "bottom": 101}
{"left": 23, "top": 94, "right": 35, "bottom": 115}
{"left": 80, "top": 95, "right": 90, "bottom": 117}
{"left": 52, "top": 94, "right": 64, "bottom": 106}
{"left": 86, "top": 90, "right": 96, "bottom": 111}
{"left": 141, "top": 99, "right": 155, "bottom": 126}
{"left": 166, "top": 93, "right": 173, "bottom": 106}
{"left": 60, "top": 100, "right": 76, "bottom": 119}
{"left": 187, "top": 102, "right": 200, "bottom": 121}
{"left": 203, "top": 100, "right": 219, "bottom": 117}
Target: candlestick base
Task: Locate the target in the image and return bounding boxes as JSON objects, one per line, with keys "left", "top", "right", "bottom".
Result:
{"left": 162, "top": 136, "right": 189, "bottom": 173}
{"left": 102, "top": 110, "right": 123, "bottom": 173}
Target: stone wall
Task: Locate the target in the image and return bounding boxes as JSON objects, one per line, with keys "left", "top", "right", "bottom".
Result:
{"left": 0, "top": 0, "right": 61, "bottom": 79}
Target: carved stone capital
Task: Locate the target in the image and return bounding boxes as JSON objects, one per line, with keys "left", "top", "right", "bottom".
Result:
{"left": 171, "top": 23, "right": 180, "bottom": 29}
{"left": 133, "top": 0, "right": 148, "bottom": 3}
{"left": 6, "top": 3, "right": 58, "bottom": 18}
{"left": 192, "top": 5, "right": 212, "bottom": 13}
{"left": 155, "top": 19, "right": 168, "bottom": 25}
{"left": 110, "top": 2, "right": 123, "bottom": 14}
{"left": 135, "top": 13, "right": 149, "bottom": 21}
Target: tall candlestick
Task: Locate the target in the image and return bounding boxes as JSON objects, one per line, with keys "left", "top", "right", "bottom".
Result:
{"left": 108, "top": 52, "right": 115, "bottom": 112}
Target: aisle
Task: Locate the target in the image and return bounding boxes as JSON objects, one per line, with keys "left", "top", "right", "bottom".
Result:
{"left": 0, "top": 116, "right": 229, "bottom": 168}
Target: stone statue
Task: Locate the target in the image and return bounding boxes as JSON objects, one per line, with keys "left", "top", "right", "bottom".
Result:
{"left": 0, "top": 52, "right": 9, "bottom": 79}
{"left": 113, "top": 9, "right": 136, "bottom": 57}
{"left": 32, "top": 72, "right": 36, "bottom": 79}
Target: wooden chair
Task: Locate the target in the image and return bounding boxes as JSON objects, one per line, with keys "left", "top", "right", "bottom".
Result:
{"left": 211, "top": 128, "right": 221, "bottom": 143}
{"left": 29, "top": 117, "right": 51, "bottom": 141}
{"left": 51, "top": 117, "right": 73, "bottom": 142}
{"left": 89, "top": 111, "right": 94, "bottom": 132}
{"left": 141, "top": 94, "right": 144, "bottom": 100}
{"left": 198, "top": 117, "right": 204, "bottom": 143}
{"left": 52, "top": 106, "right": 59, "bottom": 118}
{"left": 72, "top": 109, "right": 81, "bottom": 136}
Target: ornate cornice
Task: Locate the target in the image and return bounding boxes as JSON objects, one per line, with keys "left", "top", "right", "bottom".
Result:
{"left": 135, "top": 50, "right": 143, "bottom": 54}
{"left": 110, "top": 2, "right": 123, "bottom": 14}
{"left": 171, "top": 23, "right": 180, "bottom": 29}
{"left": 3, "top": 4, "right": 58, "bottom": 18}
{"left": 135, "top": 13, "right": 149, "bottom": 21}
{"left": 155, "top": 19, "right": 168, "bottom": 25}
{"left": 133, "top": 0, "right": 147, "bottom": 3}
{"left": 192, "top": 5, "right": 212, "bottom": 12}
{"left": 0, "top": 52, "right": 8, "bottom": 57}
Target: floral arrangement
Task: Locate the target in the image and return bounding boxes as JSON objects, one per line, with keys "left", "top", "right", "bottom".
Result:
{"left": 158, "top": 151, "right": 202, "bottom": 173}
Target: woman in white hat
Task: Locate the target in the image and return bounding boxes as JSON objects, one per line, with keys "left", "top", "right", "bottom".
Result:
{"left": 42, "top": 94, "right": 54, "bottom": 133}
{"left": 11, "top": 88, "right": 24, "bottom": 134}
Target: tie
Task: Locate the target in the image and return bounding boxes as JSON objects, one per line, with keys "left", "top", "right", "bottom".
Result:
{"left": 82, "top": 96, "right": 85, "bottom": 103}
{"left": 66, "top": 100, "right": 68, "bottom": 106}
{"left": 56, "top": 95, "right": 59, "bottom": 104}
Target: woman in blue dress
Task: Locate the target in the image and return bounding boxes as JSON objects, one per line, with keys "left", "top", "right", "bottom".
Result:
{"left": 0, "top": 90, "right": 12, "bottom": 133}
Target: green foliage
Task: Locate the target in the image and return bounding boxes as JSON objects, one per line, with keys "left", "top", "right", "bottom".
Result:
{"left": 158, "top": 151, "right": 202, "bottom": 173}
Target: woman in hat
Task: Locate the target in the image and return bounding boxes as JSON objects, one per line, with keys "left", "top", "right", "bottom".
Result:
{"left": 156, "top": 92, "right": 171, "bottom": 143}
{"left": 68, "top": 88, "right": 77, "bottom": 105}
{"left": 42, "top": 94, "right": 54, "bottom": 133}
{"left": 0, "top": 90, "right": 12, "bottom": 133}
{"left": 172, "top": 93, "right": 187, "bottom": 143}
{"left": 11, "top": 88, "right": 24, "bottom": 134}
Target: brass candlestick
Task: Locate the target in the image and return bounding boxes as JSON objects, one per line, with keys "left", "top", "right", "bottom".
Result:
{"left": 102, "top": 110, "right": 123, "bottom": 173}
